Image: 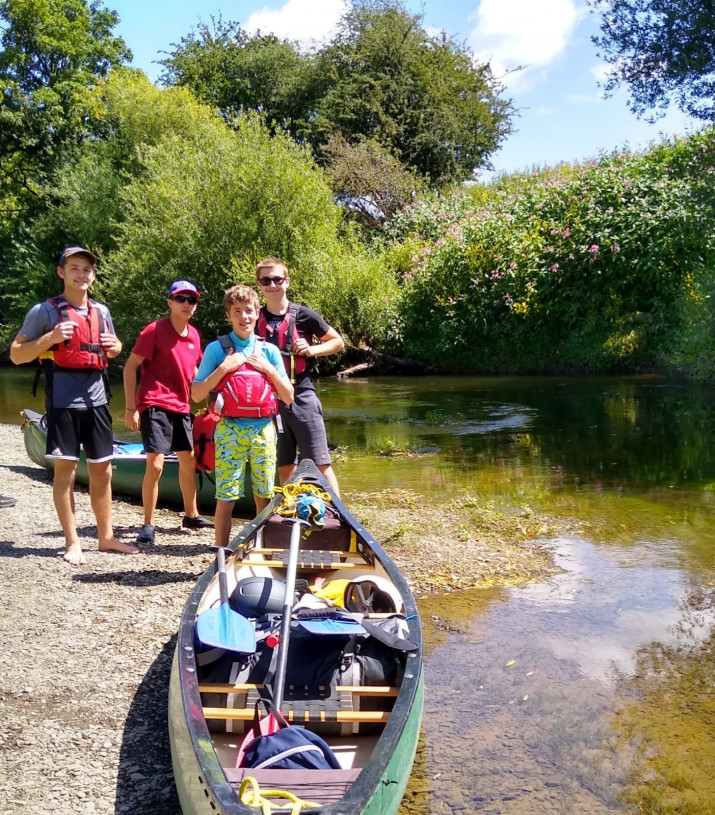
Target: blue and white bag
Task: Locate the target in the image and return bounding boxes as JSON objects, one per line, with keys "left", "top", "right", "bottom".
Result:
{"left": 238, "top": 699, "right": 341, "bottom": 771}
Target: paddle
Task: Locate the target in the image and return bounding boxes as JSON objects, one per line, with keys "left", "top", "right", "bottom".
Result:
{"left": 272, "top": 517, "right": 310, "bottom": 709}
{"left": 196, "top": 546, "right": 256, "bottom": 654}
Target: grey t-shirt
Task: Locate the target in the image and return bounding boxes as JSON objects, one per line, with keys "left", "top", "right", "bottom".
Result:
{"left": 19, "top": 299, "right": 115, "bottom": 409}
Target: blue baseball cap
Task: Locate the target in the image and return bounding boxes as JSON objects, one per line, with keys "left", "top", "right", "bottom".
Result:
{"left": 167, "top": 279, "right": 201, "bottom": 298}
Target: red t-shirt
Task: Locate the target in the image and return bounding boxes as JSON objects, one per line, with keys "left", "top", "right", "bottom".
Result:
{"left": 133, "top": 317, "right": 202, "bottom": 414}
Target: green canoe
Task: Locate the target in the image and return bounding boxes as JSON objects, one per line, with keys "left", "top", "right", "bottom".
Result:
{"left": 20, "top": 408, "right": 254, "bottom": 513}
{"left": 168, "top": 459, "right": 424, "bottom": 815}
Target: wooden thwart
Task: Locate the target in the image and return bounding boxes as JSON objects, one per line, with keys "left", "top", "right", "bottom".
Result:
{"left": 200, "top": 682, "right": 396, "bottom": 724}
{"left": 240, "top": 556, "right": 374, "bottom": 571}
{"left": 203, "top": 706, "right": 390, "bottom": 723}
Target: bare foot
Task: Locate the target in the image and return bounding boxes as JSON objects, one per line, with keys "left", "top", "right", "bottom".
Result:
{"left": 98, "top": 538, "right": 142, "bottom": 555}
{"left": 63, "top": 543, "right": 87, "bottom": 567}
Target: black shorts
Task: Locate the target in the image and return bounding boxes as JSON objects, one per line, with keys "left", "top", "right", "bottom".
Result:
{"left": 46, "top": 404, "right": 114, "bottom": 463}
{"left": 140, "top": 407, "right": 193, "bottom": 454}
{"left": 275, "top": 388, "right": 331, "bottom": 467}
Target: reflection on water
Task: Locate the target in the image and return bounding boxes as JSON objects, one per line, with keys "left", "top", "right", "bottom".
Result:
{"left": 407, "top": 538, "right": 715, "bottom": 814}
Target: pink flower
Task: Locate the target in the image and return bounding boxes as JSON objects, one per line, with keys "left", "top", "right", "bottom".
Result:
{"left": 589, "top": 244, "right": 599, "bottom": 253}
{"left": 549, "top": 263, "right": 559, "bottom": 272}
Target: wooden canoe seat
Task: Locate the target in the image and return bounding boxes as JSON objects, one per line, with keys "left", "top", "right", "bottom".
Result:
{"left": 200, "top": 683, "right": 396, "bottom": 724}
{"left": 224, "top": 767, "right": 361, "bottom": 805}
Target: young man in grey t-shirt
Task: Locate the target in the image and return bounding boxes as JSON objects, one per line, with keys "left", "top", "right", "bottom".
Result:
{"left": 10, "top": 247, "right": 141, "bottom": 565}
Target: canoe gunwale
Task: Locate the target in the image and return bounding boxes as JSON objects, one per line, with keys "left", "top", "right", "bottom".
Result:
{"left": 171, "top": 460, "right": 423, "bottom": 815}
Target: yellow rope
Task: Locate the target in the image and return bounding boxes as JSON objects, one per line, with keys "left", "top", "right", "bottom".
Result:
{"left": 238, "top": 776, "right": 321, "bottom": 814}
{"left": 273, "top": 482, "right": 331, "bottom": 517}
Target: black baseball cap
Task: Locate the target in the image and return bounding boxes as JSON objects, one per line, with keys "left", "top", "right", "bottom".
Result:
{"left": 59, "top": 246, "right": 98, "bottom": 266}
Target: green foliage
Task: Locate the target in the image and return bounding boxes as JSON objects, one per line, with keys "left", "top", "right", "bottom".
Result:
{"left": 0, "top": 70, "right": 222, "bottom": 333}
{"left": 311, "top": 0, "right": 512, "bottom": 186}
{"left": 0, "top": 0, "right": 130, "bottom": 197}
{"left": 323, "top": 135, "right": 425, "bottom": 232}
{"left": 105, "top": 111, "right": 391, "bottom": 351}
{"left": 160, "top": 0, "right": 513, "bottom": 188}
{"left": 591, "top": 0, "right": 715, "bottom": 121}
{"left": 158, "top": 19, "right": 308, "bottom": 137}
{"left": 384, "top": 127, "right": 715, "bottom": 373}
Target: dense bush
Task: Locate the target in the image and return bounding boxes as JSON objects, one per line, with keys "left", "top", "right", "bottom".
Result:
{"left": 382, "top": 128, "right": 715, "bottom": 374}
{"left": 106, "top": 109, "right": 396, "bottom": 350}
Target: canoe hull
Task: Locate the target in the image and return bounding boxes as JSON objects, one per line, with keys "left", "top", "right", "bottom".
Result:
{"left": 20, "top": 409, "right": 254, "bottom": 513}
{"left": 169, "top": 459, "right": 423, "bottom": 815}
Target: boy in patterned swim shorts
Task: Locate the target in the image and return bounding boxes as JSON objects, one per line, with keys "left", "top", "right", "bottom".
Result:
{"left": 191, "top": 285, "right": 293, "bottom": 547}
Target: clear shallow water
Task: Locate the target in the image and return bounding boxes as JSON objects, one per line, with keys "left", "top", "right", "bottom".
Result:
{"left": 4, "top": 369, "right": 715, "bottom": 812}
{"left": 411, "top": 538, "right": 715, "bottom": 814}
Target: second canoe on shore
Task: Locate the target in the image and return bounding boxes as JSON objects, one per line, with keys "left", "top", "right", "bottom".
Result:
{"left": 20, "top": 408, "right": 255, "bottom": 513}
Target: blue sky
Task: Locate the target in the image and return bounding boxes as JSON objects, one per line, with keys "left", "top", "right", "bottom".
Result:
{"left": 108, "top": 0, "right": 701, "bottom": 177}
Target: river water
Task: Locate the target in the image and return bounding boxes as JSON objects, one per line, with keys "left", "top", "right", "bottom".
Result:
{"left": 3, "top": 369, "right": 714, "bottom": 813}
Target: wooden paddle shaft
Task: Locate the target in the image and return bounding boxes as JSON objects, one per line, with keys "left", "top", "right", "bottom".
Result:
{"left": 272, "top": 518, "right": 309, "bottom": 709}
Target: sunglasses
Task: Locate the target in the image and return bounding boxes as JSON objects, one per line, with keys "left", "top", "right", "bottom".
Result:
{"left": 259, "top": 276, "right": 286, "bottom": 287}
{"left": 172, "top": 295, "right": 198, "bottom": 305}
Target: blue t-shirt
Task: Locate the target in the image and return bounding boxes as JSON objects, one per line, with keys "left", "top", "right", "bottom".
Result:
{"left": 19, "top": 299, "right": 115, "bottom": 409}
{"left": 195, "top": 333, "right": 287, "bottom": 427}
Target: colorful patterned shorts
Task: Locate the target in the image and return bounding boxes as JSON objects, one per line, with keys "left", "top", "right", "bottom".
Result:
{"left": 214, "top": 418, "right": 276, "bottom": 501}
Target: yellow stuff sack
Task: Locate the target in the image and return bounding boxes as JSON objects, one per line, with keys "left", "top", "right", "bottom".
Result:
{"left": 313, "top": 578, "right": 349, "bottom": 607}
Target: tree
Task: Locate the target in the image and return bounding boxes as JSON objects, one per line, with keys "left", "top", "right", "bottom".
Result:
{"left": 159, "top": 19, "right": 309, "bottom": 138}
{"left": 161, "top": 1, "right": 513, "bottom": 188}
{"left": 312, "top": 0, "right": 513, "bottom": 186}
{"left": 0, "top": 0, "right": 131, "bottom": 198}
{"left": 0, "top": 70, "right": 226, "bottom": 335}
{"left": 323, "top": 135, "right": 424, "bottom": 230}
{"left": 591, "top": 0, "right": 715, "bottom": 120}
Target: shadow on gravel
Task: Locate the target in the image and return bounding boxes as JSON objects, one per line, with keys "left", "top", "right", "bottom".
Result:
{"left": 0, "top": 540, "right": 65, "bottom": 558}
{"left": 115, "top": 635, "right": 182, "bottom": 815}
{"left": 5, "top": 463, "right": 53, "bottom": 485}
{"left": 74, "top": 569, "right": 201, "bottom": 586}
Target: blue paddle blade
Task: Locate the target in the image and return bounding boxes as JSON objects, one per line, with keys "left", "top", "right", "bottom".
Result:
{"left": 298, "top": 617, "right": 366, "bottom": 636}
{"left": 196, "top": 603, "right": 256, "bottom": 653}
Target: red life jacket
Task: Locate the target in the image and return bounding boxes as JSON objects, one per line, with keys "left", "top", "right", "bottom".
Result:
{"left": 255, "top": 304, "right": 306, "bottom": 383}
{"left": 192, "top": 410, "right": 220, "bottom": 472}
{"left": 209, "top": 336, "right": 279, "bottom": 419}
{"left": 40, "top": 296, "right": 108, "bottom": 370}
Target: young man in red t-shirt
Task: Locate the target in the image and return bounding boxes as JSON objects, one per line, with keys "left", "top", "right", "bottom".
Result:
{"left": 123, "top": 280, "right": 214, "bottom": 543}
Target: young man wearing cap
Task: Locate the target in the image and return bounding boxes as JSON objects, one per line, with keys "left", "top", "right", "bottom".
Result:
{"left": 10, "top": 246, "right": 140, "bottom": 565}
{"left": 123, "top": 280, "right": 213, "bottom": 543}
{"left": 254, "top": 257, "right": 344, "bottom": 494}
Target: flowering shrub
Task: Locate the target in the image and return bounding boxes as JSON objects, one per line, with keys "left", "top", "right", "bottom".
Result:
{"left": 382, "top": 128, "right": 715, "bottom": 373}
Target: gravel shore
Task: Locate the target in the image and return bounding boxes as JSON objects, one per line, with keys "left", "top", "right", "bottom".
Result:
{"left": 0, "top": 419, "right": 558, "bottom": 815}
{"left": 1, "top": 421, "right": 215, "bottom": 815}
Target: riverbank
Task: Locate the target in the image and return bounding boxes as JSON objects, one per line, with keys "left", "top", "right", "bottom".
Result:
{"left": 0, "top": 420, "right": 560, "bottom": 815}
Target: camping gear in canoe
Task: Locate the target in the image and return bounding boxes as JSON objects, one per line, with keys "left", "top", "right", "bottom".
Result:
{"left": 19, "top": 408, "right": 254, "bottom": 513}
{"left": 168, "top": 459, "right": 423, "bottom": 815}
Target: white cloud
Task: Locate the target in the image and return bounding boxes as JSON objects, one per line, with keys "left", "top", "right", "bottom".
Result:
{"left": 535, "top": 106, "right": 555, "bottom": 115}
{"left": 469, "top": 0, "right": 579, "bottom": 88}
{"left": 245, "top": 0, "right": 348, "bottom": 46}
{"left": 568, "top": 92, "right": 601, "bottom": 103}
{"left": 590, "top": 61, "right": 612, "bottom": 83}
